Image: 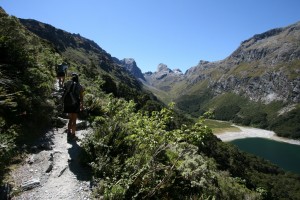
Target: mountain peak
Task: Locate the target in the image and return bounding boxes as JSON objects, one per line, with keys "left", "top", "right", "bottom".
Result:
{"left": 173, "top": 68, "right": 183, "bottom": 74}
{"left": 157, "top": 63, "right": 171, "bottom": 72}
{"left": 229, "top": 21, "right": 300, "bottom": 64}
{"left": 122, "top": 58, "right": 136, "bottom": 65}
{"left": 198, "top": 60, "right": 210, "bottom": 65}
{"left": 118, "top": 58, "right": 145, "bottom": 81}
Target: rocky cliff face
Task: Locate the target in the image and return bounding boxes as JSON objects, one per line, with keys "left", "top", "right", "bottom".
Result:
{"left": 230, "top": 25, "right": 300, "bottom": 64}
{"left": 116, "top": 58, "right": 145, "bottom": 81}
{"left": 210, "top": 21, "right": 300, "bottom": 103}
{"left": 212, "top": 67, "right": 300, "bottom": 103}
{"left": 19, "top": 19, "right": 107, "bottom": 55}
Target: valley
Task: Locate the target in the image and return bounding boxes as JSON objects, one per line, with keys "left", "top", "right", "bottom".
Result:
{"left": 1, "top": 6, "right": 300, "bottom": 199}
{"left": 133, "top": 21, "right": 300, "bottom": 140}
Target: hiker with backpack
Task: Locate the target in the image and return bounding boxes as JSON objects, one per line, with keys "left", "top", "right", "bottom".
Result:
{"left": 62, "top": 73, "right": 84, "bottom": 142}
{"left": 56, "top": 62, "right": 68, "bottom": 88}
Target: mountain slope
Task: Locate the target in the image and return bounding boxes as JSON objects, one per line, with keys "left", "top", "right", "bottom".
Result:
{"left": 2, "top": 7, "right": 300, "bottom": 199}
{"left": 19, "top": 18, "right": 138, "bottom": 85}
{"left": 143, "top": 21, "right": 300, "bottom": 138}
{"left": 19, "top": 18, "right": 164, "bottom": 112}
{"left": 114, "top": 58, "right": 146, "bottom": 81}
{"left": 147, "top": 21, "right": 300, "bottom": 103}
{"left": 210, "top": 22, "right": 300, "bottom": 103}
{"left": 0, "top": 7, "right": 59, "bottom": 186}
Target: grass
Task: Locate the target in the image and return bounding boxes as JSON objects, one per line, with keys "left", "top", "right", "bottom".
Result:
{"left": 204, "top": 119, "right": 241, "bottom": 134}
{"left": 143, "top": 84, "right": 173, "bottom": 104}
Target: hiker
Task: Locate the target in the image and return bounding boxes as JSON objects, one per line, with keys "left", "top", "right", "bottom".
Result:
{"left": 56, "top": 62, "right": 68, "bottom": 88}
{"left": 63, "top": 73, "right": 84, "bottom": 141}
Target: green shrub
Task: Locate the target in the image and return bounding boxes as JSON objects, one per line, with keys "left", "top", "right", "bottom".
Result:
{"left": 82, "top": 98, "right": 260, "bottom": 199}
{"left": 271, "top": 107, "right": 300, "bottom": 138}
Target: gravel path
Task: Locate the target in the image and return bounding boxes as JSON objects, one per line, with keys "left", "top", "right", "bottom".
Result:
{"left": 9, "top": 80, "right": 93, "bottom": 199}
{"left": 215, "top": 125, "right": 300, "bottom": 145}
{"left": 10, "top": 125, "right": 92, "bottom": 200}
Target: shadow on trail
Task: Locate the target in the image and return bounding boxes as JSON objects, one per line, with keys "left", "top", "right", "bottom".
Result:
{"left": 68, "top": 141, "right": 92, "bottom": 181}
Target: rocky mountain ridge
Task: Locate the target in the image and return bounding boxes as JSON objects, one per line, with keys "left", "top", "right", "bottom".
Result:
{"left": 211, "top": 21, "right": 300, "bottom": 103}
{"left": 113, "top": 57, "right": 145, "bottom": 81}
{"left": 19, "top": 18, "right": 146, "bottom": 92}
{"left": 122, "top": 21, "right": 300, "bottom": 137}
{"left": 19, "top": 13, "right": 300, "bottom": 106}
{"left": 19, "top": 19, "right": 108, "bottom": 56}
{"left": 20, "top": 18, "right": 150, "bottom": 87}
{"left": 137, "top": 21, "right": 300, "bottom": 104}
{"left": 143, "top": 63, "right": 184, "bottom": 92}
{"left": 15, "top": 10, "right": 300, "bottom": 137}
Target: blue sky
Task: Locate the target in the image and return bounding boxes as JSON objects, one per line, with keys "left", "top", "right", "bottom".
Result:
{"left": 1, "top": 0, "right": 300, "bottom": 73}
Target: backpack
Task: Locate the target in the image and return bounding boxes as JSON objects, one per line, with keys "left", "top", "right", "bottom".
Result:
{"left": 62, "top": 81, "right": 80, "bottom": 107}
{"left": 56, "top": 64, "right": 65, "bottom": 73}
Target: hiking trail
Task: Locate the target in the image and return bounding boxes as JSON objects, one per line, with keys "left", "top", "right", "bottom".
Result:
{"left": 9, "top": 81, "right": 93, "bottom": 200}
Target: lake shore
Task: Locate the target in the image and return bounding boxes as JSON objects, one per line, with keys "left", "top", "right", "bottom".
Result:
{"left": 215, "top": 125, "right": 300, "bottom": 145}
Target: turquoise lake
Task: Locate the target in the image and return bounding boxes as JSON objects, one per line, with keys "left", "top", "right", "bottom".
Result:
{"left": 230, "top": 138, "right": 300, "bottom": 174}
